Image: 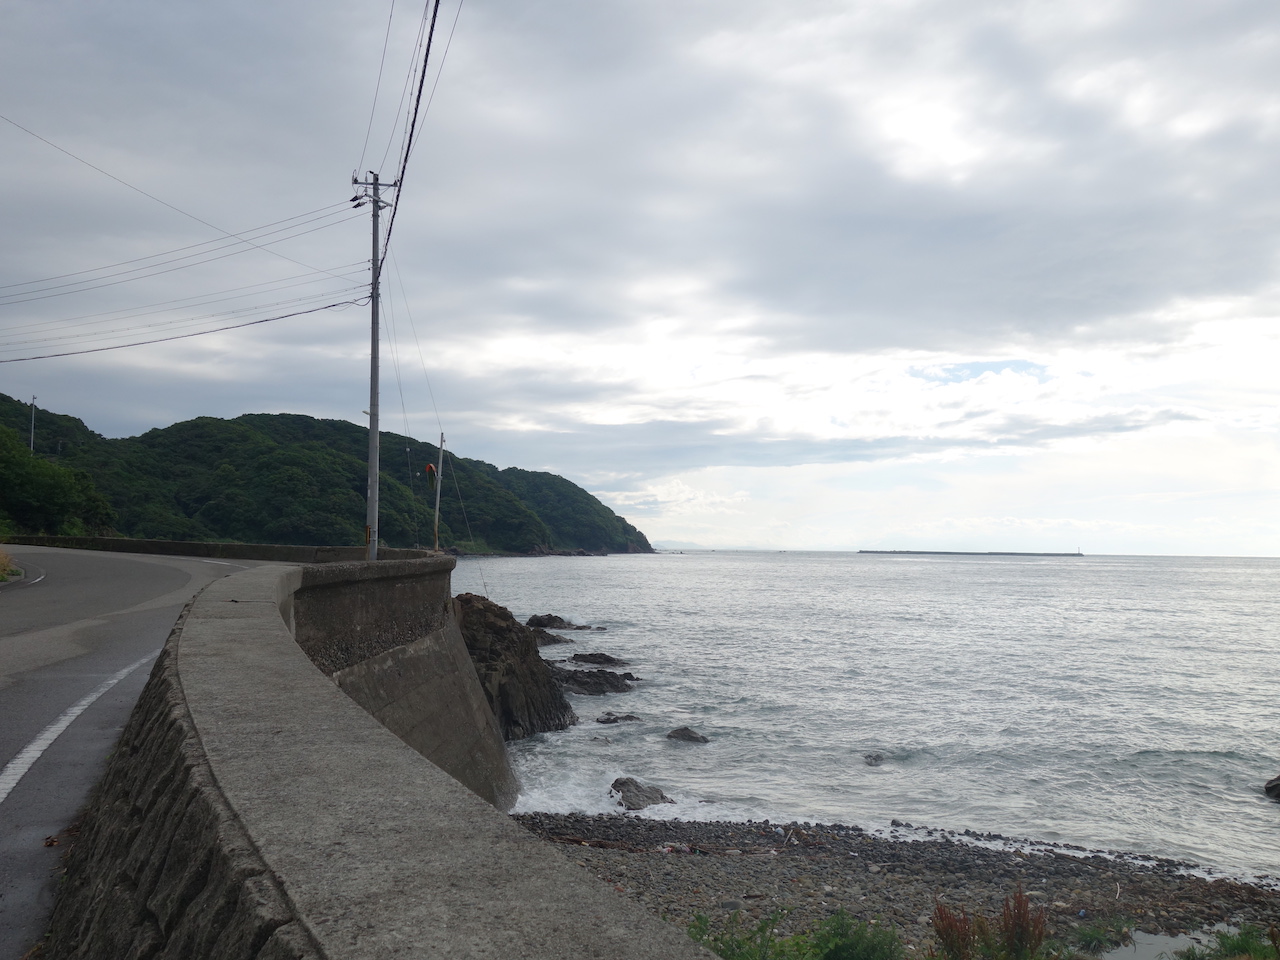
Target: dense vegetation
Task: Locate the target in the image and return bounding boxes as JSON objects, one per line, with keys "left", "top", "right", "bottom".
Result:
{"left": 0, "top": 423, "right": 116, "bottom": 538}
{"left": 0, "top": 393, "right": 651, "bottom": 554}
{"left": 687, "top": 890, "right": 1182, "bottom": 960}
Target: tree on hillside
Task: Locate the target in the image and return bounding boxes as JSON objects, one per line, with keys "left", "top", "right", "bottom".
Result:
{"left": 0, "top": 425, "right": 117, "bottom": 536}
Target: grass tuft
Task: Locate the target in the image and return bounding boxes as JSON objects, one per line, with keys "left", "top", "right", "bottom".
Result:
{"left": 689, "top": 909, "right": 905, "bottom": 960}
{"left": 1171, "top": 925, "right": 1280, "bottom": 960}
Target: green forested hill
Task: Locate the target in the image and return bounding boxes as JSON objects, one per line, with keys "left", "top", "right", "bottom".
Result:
{"left": 0, "top": 394, "right": 652, "bottom": 554}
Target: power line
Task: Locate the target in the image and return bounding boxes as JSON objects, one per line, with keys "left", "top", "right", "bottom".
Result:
{"left": 0, "top": 210, "right": 363, "bottom": 306}
{"left": 0, "top": 298, "right": 367, "bottom": 364}
{"left": 0, "top": 263, "right": 365, "bottom": 337}
{"left": 0, "top": 203, "right": 349, "bottom": 293}
{"left": 379, "top": 3, "right": 435, "bottom": 172}
{"left": 0, "top": 284, "right": 367, "bottom": 351}
{"left": 0, "top": 112, "right": 354, "bottom": 282}
{"left": 359, "top": 0, "right": 400, "bottom": 173}
{"left": 379, "top": 0, "right": 449, "bottom": 261}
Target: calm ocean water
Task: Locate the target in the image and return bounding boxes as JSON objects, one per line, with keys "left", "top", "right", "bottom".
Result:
{"left": 452, "top": 551, "right": 1280, "bottom": 882}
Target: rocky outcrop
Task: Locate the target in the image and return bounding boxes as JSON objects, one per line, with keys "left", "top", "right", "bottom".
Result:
{"left": 667, "top": 726, "right": 710, "bottom": 743}
{"left": 526, "top": 614, "right": 600, "bottom": 631}
{"left": 610, "top": 777, "right": 675, "bottom": 811}
{"left": 570, "top": 652, "right": 629, "bottom": 667}
{"left": 455, "top": 594, "right": 577, "bottom": 741}
{"left": 531, "top": 626, "right": 572, "bottom": 646}
{"left": 1265, "top": 774, "right": 1280, "bottom": 800}
{"left": 548, "top": 663, "right": 637, "bottom": 696}
{"left": 596, "top": 712, "right": 640, "bottom": 724}
{"left": 527, "top": 614, "right": 572, "bottom": 629}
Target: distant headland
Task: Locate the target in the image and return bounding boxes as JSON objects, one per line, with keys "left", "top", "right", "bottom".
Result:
{"left": 860, "top": 550, "right": 1085, "bottom": 557}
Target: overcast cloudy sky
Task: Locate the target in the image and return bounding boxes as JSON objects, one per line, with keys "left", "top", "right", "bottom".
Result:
{"left": 2, "top": 0, "right": 1278, "bottom": 555}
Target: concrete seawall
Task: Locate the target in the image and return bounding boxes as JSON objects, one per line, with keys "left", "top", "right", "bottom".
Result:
{"left": 47, "top": 561, "right": 711, "bottom": 959}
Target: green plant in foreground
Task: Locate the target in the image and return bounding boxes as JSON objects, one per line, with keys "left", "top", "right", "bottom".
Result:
{"left": 1168, "top": 924, "right": 1280, "bottom": 960}
{"left": 1071, "top": 920, "right": 1133, "bottom": 956}
{"left": 688, "top": 909, "right": 905, "bottom": 960}
{"left": 802, "top": 911, "right": 905, "bottom": 960}
{"left": 1203, "top": 925, "right": 1278, "bottom": 960}
{"left": 689, "top": 910, "right": 789, "bottom": 960}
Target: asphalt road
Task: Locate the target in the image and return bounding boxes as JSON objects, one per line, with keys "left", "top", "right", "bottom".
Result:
{"left": 0, "top": 546, "right": 262, "bottom": 959}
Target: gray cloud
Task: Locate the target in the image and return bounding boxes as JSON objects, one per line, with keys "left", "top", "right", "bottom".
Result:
{"left": 1, "top": 0, "right": 1274, "bottom": 514}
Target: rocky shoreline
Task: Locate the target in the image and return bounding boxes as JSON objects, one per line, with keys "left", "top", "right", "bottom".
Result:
{"left": 459, "top": 602, "right": 1280, "bottom": 948}
{"left": 513, "top": 812, "right": 1280, "bottom": 951}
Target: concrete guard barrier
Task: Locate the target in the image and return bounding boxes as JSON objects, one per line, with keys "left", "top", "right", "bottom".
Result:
{"left": 47, "top": 562, "right": 712, "bottom": 959}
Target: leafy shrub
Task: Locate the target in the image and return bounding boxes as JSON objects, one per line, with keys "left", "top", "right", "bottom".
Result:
{"left": 1071, "top": 921, "right": 1131, "bottom": 956}
{"left": 689, "top": 909, "right": 904, "bottom": 960}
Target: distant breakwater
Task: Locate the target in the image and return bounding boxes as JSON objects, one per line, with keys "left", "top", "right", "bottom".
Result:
{"left": 859, "top": 549, "right": 1084, "bottom": 557}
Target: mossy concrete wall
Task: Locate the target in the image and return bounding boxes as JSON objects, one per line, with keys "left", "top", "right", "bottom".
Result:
{"left": 46, "top": 562, "right": 712, "bottom": 960}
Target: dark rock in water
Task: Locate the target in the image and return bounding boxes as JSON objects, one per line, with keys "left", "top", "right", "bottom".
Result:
{"left": 531, "top": 626, "right": 573, "bottom": 646}
{"left": 864, "top": 753, "right": 885, "bottom": 766}
{"left": 570, "top": 652, "right": 630, "bottom": 667}
{"left": 610, "top": 776, "right": 675, "bottom": 811}
{"left": 620, "top": 672, "right": 641, "bottom": 681}
{"left": 570, "top": 624, "right": 594, "bottom": 631}
{"left": 1266, "top": 773, "right": 1280, "bottom": 800}
{"left": 548, "top": 663, "right": 634, "bottom": 696}
{"left": 596, "top": 712, "right": 641, "bottom": 724}
{"left": 527, "top": 613, "right": 572, "bottom": 629}
{"left": 594, "top": 626, "right": 607, "bottom": 631}
{"left": 454, "top": 593, "right": 577, "bottom": 740}
{"left": 667, "top": 726, "right": 710, "bottom": 743}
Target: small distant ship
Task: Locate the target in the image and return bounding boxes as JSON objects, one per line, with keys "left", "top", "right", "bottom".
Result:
{"left": 859, "top": 550, "right": 1084, "bottom": 557}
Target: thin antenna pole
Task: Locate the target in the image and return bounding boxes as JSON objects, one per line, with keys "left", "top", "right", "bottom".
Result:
{"left": 29, "top": 396, "right": 36, "bottom": 451}
{"left": 433, "top": 433, "right": 444, "bottom": 551}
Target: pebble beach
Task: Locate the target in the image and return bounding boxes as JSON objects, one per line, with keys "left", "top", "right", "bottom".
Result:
{"left": 514, "top": 813, "right": 1280, "bottom": 950}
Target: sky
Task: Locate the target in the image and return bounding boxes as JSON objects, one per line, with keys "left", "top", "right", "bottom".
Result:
{"left": 2, "top": 0, "right": 1279, "bottom": 555}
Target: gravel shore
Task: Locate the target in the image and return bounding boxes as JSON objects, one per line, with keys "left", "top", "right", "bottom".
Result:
{"left": 514, "top": 813, "right": 1280, "bottom": 951}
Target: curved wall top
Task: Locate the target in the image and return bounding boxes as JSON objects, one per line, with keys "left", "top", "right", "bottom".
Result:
{"left": 49, "top": 561, "right": 711, "bottom": 960}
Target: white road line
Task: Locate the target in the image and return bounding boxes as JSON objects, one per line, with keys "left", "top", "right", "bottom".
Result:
{"left": 0, "top": 652, "right": 156, "bottom": 806}
{"left": 29, "top": 574, "right": 45, "bottom": 584}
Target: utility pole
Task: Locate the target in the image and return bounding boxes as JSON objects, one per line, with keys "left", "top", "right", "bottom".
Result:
{"left": 433, "top": 434, "right": 445, "bottom": 551}
{"left": 352, "top": 172, "right": 397, "bottom": 561}
{"left": 29, "top": 396, "right": 36, "bottom": 451}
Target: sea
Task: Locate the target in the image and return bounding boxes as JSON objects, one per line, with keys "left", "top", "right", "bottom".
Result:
{"left": 451, "top": 551, "right": 1280, "bottom": 884}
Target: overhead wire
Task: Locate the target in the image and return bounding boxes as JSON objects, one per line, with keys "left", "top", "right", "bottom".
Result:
{"left": 379, "top": 3, "right": 435, "bottom": 173}
{"left": 445, "top": 449, "right": 488, "bottom": 595}
{"left": 0, "top": 284, "right": 367, "bottom": 351}
{"left": 0, "top": 262, "right": 365, "bottom": 337}
{"left": 378, "top": 267, "right": 424, "bottom": 548}
{"left": 389, "top": 249, "right": 445, "bottom": 435}
{"left": 358, "top": 0, "right": 400, "bottom": 173}
{"left": 380, "top": 0, "right": 465, "bottom": 263}
{"left": 0, "top": 202, "right": 349, "bottom": 293}
{"left": 0, "top": 113, "right": 354, "bottom": 282}
{"left": 0, "top": 209, "right": 363, "bottom": 306}
{"left": 0, "top": 297, "right": 367, "bottom": 364}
